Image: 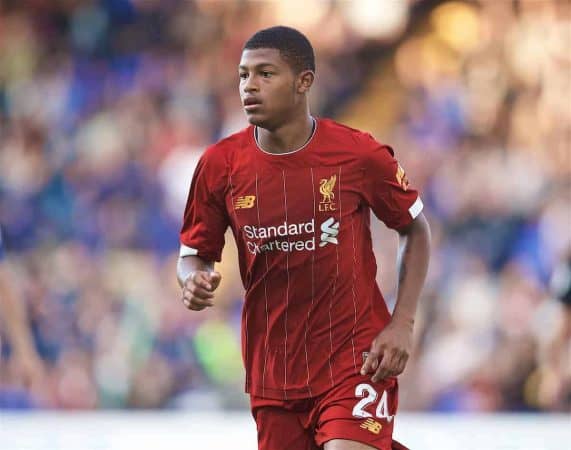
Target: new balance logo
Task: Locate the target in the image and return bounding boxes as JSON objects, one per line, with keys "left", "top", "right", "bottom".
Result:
{"left": 234, "top": 195, "right": 256, "bottom": 209}
{"left": 360, "top": 418, "right": 382, "bottom": 435}
{"left": 319, "top": 217, "right": 339, "bottom": 247}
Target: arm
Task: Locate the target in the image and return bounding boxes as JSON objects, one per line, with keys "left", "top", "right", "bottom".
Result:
{"left": 361, "top": 212, "right": 431, "bottom": 382}
{"left": 393, "top": 212, "right": 431, "bottom": 328}
{"left": 177, "top": 255, "right": 221, "bottom": 311}
{"left": 177, "top": 255, "right": 214, "bottom": 287}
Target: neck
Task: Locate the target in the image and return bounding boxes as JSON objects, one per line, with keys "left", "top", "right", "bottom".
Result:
{"left": 256, "top": 111, "right": 315, "bottom": 155}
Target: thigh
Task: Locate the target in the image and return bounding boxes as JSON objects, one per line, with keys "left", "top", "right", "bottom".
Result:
{"left": 313, "top": 374, "right": 402, "bottom": 450}
{"left": 324, "top": 439, "right": 408, "bottom": 450}
{"left": 251, "top": 396, "right": 319, "bottom": 450}
{"left": 324, "top": 439, "right": 377, "bottom": 449}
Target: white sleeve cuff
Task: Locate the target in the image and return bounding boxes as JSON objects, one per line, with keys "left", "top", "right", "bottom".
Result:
{"left": 179, "top": 244, "right": 199, "bottom": 257}
{"left": 409, "top": 197, "right": 423, "bottom": 219}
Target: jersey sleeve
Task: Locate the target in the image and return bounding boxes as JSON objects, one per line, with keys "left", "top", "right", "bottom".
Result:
{"left": 179, "top": 147, "right": 229, "bottom": 262}
{"left": 360, "top": 133, "right": 423, "bottom": 231}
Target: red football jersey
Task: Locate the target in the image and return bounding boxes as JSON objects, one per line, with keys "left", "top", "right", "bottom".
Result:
{"left": 180, "top": 118, "right": 423, "bottom": 399}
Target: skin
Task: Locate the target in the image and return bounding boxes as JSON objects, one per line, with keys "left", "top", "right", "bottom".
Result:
{"left": 239, "top": 48, "right": 315, "bottom": 153}
{"left": 178, "top": 47, "right": 431, "bottom": 450}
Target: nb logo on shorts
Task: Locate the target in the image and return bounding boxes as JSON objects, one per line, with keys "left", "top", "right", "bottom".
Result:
{"left": 235, "top": 195, "right": 256, "bottom": 209}
{"left": 360, "top": 418, "right": 382, "bottom": 435}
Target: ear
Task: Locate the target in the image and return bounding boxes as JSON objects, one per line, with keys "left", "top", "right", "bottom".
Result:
{"left": 297, "top": 70, "right": 315, "bottom": 94}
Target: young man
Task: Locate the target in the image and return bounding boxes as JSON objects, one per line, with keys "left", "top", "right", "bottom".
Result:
{"left": 178, "top": 26, "right": 430, "bottom": 450}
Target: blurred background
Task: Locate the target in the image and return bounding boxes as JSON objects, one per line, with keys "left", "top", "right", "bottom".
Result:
{"left": 0, "top": 0, "right": 569, "bottom": 423}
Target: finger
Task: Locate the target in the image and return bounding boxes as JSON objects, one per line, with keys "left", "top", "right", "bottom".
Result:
{"left": 208, "top": 271, "right": 222, "bottom": 290}
{"left": 187, "top": 271, "right": 213, "bottom": 291}
{"left": 372, "top": 352, "right": 398, "bottom": 382}
{"left": 395, "top": 352, "right": 409, "bottom": 376}
{"left": 183, "top": 296, "right": 213, "bottom": 310}
{"left": 182, "top": 292, "right": 214, "bottom": 309}
{"left": 184, "top": 286, "right": 214, "bottom": 300}
{"left": 189, "top": 296, "right": 214, "bottom": 308}
{"left": 360, "top": 351, "right": 380, "bottom": 375}
{"left": 187, "top": 302, "right": 206, "bottom": 311}
{"left": 183, "top": 296, "right": 203, "bottom": 310}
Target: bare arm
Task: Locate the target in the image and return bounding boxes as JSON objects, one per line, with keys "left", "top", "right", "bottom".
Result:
{"left": 177, "top": 255, "right": 221, "bottom": 310}
{"left": 361, "top": 212, "right": 431, "bottom": 381}
{"left": 393, "top": 212, "right": 431, "bottom": 327}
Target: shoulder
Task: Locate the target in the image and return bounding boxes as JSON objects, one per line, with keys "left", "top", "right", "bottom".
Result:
{"left": 318, "top": 118, "right": 394, "bottom": 159}
{"left": 194, "top": 127, "right": 252, "bottom": 188}
{"left": 318, "top": 118, "right": 365, "bottom": 145}
{"left": 202, "top": 126, "right": 252, "bottom": 162}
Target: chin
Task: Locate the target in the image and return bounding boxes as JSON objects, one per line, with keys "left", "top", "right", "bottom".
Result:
{"left": 246, "top": 114, "right": 270, "bottom": 129}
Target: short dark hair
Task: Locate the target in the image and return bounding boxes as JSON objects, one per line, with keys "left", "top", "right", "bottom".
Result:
{"left": 243, "top": 26, "right": 315, "bottom": 74}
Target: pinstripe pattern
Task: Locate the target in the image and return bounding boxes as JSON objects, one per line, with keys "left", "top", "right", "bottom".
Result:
{"left": 281, "top": 170, "right": 290, "bottom": 399}
{"left": 227, "top": 171, "right": 249, "bottom": 391}
{"left": 303, "top": 168, "right": 318, "bottom": 397}
{"left": 327, "top": 167, "right": 340, "bottom": 388}
{"left": 254, "top": 173, "right": 271, "bottom": 396}
{"left": 350, "top": 199, "right": 359, "bottom": 373}
{"left": 339, "top": 166, "right": 357, "bottom": 371}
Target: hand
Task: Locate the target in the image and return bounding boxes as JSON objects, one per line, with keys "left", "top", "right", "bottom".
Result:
{"left": 360, "top": 318, "right": 413, "bottom": 382}
{"left": 181, "top": 270, "right": 222, "bottom": 311}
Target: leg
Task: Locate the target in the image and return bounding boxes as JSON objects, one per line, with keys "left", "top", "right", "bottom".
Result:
{"left": 255, "top": 405, "right": 318, "bottom": 450}
{"left": 324, "top": 439, "right": 409, "bottom": 450}
{"left": 313, "top": 374, "right": 406, "bottom": 450}
{"left": 251, "top": 395, "right": 318, "bottom": 450}
{"left": 324, "top": 439, "right": 377, "bottom": 449}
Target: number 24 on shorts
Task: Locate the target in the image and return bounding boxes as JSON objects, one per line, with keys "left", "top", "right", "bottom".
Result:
{"left": 352, "top": 383, "right": 395, "bottom": 422}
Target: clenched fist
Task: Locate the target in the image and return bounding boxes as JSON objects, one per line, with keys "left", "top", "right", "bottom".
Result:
{"left": 182, "top": 270, "right": 222, "bottom": 311}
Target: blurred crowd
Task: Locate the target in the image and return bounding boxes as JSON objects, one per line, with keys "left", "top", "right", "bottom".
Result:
{"left": 0, "top": 0, "right": 569, "bottom": 412}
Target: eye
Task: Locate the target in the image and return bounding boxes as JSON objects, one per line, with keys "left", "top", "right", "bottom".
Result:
{"left": 239, "top": 72, "right": 248, "bottom": 80}
{"left": 261, "top": 71, "right": 273, "bottom": 78}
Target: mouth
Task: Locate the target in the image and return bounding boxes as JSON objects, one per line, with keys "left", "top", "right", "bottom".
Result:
{"left": 243, "top": 97, "right": 262, "bottom": 112}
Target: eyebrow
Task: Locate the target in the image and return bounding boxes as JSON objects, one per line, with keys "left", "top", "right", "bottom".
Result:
{"left": 238, "top": 63, "right": 278, "bottom": 70}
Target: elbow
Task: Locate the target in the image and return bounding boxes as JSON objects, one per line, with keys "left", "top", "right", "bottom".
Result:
{"left": 400, "top": 212, "right": 431, "bottom": 242}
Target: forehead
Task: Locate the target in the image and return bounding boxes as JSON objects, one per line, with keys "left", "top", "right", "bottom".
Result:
{"left": 239, "top": 48, "right": 288, "bottom": 69}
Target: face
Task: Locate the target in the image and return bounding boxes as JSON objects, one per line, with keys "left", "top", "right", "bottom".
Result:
{"left": 238, "top": 48, "right": 313, "bottom": 130}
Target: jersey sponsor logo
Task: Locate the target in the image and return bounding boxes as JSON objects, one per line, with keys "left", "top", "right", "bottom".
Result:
{"left": 319, "top": 175, "right": 337, "bottom": 211}
{"left": 243, "top": 221, "right": 314, "bottom": 240}
{"left": 234, "top": 195, "right": 256, "bottom": 209}
{"left": 396, "top": 164, "right": 409, "bottom": 191}
{"left": 360, "top": 418, "right": 382, "bottom": 435}
{"left": 244, "top": 220, "right": 315, "bottom": 255}
{"left": 242, "top": 217, "right": 340, "bottom": 254}
{"left": 319, "top": 217, "right": 339, "bottom": 247}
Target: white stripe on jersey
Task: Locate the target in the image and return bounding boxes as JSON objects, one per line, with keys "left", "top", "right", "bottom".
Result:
{"left": 179, "top": 244, "right": 198, "bottom": 257}
{"left": 304, "top": 168, "right": 317, "bottom": 396}
{"left": 409, "top": 196, "right": 424, "bottom": 219}
{"left": 344, "top": 165, "right": 357, "bottom": 373}
{"left": 255, "top": 173, "right": 271, "bottom": 397}
{"left": 327, "top": 167, "right": 342, "bottom": 388}
{"left": 227, "top": 171, "right": 249, "bottom": 393}
{"left": 281, "top": 170, "right": 290, "bottom": 399}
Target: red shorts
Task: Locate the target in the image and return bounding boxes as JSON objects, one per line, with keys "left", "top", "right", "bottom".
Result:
{"left": 250, "top": 373, "right": 408, "bottom": 450}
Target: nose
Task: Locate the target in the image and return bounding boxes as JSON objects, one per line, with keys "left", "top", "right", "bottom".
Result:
{"left": 243, "top": 75, "right": 258, "bottom": 93}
